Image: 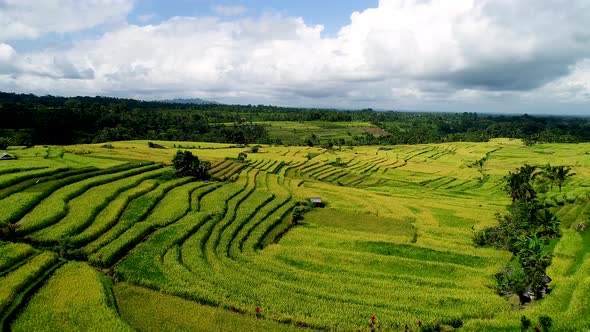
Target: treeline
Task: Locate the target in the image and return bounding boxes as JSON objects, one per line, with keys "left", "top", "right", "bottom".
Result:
{"left": 1, "top": 91, "right": 589, "bottom": 146}
{"left": 474, "top": 165, "right": 575, "bottom": 304}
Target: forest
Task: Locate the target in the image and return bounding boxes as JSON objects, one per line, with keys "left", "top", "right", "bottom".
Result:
{"left": 1, "top": 91, "right": 589, "bottom": 146}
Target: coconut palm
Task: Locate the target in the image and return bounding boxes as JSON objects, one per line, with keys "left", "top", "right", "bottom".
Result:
{"left": 504, "top": 165, "right": 538, "bottom": 203}
{"left": 541, "top": 164, "right": 557, "bottom": 191}
{"left": 554, "top": 165, "right": 574, "bottom": 192}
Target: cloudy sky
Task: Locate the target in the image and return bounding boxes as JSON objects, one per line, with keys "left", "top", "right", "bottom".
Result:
{"left": 1, "top": 0, "right": 589, "bottom": 114}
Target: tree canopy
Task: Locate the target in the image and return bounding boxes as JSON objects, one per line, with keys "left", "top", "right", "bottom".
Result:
{"left": 172, "top": 150, "right": 210, "bottom": 180}
{"left": 1, "top": 91, "right": 590, "bottom": 146}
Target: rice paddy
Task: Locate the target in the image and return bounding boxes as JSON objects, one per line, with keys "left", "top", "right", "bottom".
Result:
{"left": 0, "top": 139, "right": 589, "bottom": 331}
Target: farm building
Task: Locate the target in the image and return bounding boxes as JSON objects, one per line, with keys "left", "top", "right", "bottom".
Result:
{"left": 0, "top": 153, "right": 17, "bottom": 160}
{"left": 309, "top": 197, "right": 325, "bottom": 208}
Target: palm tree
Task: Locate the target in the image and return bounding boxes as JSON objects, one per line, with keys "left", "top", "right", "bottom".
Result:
{"left": 505, "top": 165, "right": 538, "bottom": 203}
{"left": 541, "top": 164, "right": 557, "bottom": 191}
{"left": 554, "top": 166, "right": 574, "bottom": 192}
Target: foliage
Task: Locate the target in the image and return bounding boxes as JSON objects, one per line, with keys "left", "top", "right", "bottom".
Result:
{"left": 504, "top": 165, "right": 538, "bottom": 203}
{"left": 476, "top": 164, "right": 566, "bottom": 299}
{"left": 0, "top": 141, "right": 589, "bottom": 330}
{"left": 521, "top": 315, "right": 532, "bottom": 331}
{"left": 237, "top": 152, "right": 248, "bottom": 162}
{"left": 2, "top": 92, "right": 590, "bottom": 146}
{"left": 541, "top": 164, "right": 575, "bottom": 192}
{"left": 0, "top": 137, "right": 10, "bottom": 150}
{"left": 495, "top": 265, "right": 528, "bottom": 297}
{"left": 172, "top": 150, "right": 210, "bottom": 179}
{"left": 539, "top": 316, "right": 552, "bottom": 331}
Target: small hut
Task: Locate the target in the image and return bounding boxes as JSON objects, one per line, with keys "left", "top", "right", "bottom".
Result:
{"left": 0, "top": 153, "right": 17, "bottom": 160}
{"left": 309, "top": 197, "right": 325, "bottom": 208}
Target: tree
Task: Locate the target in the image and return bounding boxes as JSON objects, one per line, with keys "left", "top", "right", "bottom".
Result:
{"left": 504, "top": 165, "right": 538, "bottom": 203}
{"left": 541, "top": 164, "right": 557, "bottom": 192}
{"left": 172, "top": 150, "right": 210, "bottom": 179}
{"left": 237, "top": 152, "right": 248, "bottom": 162}
{"left": 476, "top": 164, "right": 561, "bottom": 301}
{"left": 0, "top": 137, "right": 10, "bottom": 150}
{"left": 554, "top": 165, "right": 574, "bottom": 192}
{"left": 541, "top": 164, "right": 574, "bottom": 192}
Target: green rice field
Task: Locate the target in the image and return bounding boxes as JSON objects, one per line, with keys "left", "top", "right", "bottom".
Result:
{"left": 0, "top": 139, "right": 589, "bottom": 331}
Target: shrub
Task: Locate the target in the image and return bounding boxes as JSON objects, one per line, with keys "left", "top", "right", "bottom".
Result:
{"left": 172, "top": 150, "right": 210, "bottom": 180}
{"left": 237, "top": 152, "right": 248, "bottom": 162}
{"left": 521, "top": 315, "right": 532, "bottom": 331}
{"left": 445, "top": 317, "right": 463, "bottom": 328}
{"left": 495, "top": 265, "right": 527, "bottom": 296}
{"left": 0, "top": 137, "right": 10, "bottom": 150}
{"left": 419, "top": 322, "right": 438, "bottom": 332}
{"left": 539, "top": 316, "right": 552, "bottom": 331}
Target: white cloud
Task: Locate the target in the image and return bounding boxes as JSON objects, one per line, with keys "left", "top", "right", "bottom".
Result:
{"left": 0, "top": 0, "right": 134, "bottom": 41}
{"left": 1, "top": 0, "right": 590, "bottom": 112}
{"left": 137, "top": 13, "right": 157, "bottom": 23}
{"left": 0, "top": 43, "right": 18, "bottom": 74}
{"left": 212, "top": 5, "right": 247, "bottom": 17}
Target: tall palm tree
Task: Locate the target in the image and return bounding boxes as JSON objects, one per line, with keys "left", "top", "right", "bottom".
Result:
{"left": 541, "top": 164, "right": 557, "bottom": 191}
{"left": 554, "top": 166, "right": 574, "bottom": 192}
{"left": 505, "top": 165, "right": 538, "bottom": 202}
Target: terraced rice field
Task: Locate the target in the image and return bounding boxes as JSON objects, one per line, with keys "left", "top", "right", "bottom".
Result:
{"left": 1, "top": 140, "right": 589, "bottom": 331}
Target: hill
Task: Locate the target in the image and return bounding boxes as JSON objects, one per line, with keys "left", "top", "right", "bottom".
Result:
{"left": 158, "top": 98, "right": 219, "bottom": 105}
{"left": 0, "top": 139, "right": 589, "bottom": 330}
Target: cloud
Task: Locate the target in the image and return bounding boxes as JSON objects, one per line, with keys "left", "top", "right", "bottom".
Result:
{"left": 0, "top": 43, "right": 18, "bottom": 74}
{"left": 0, "top": 0, "right": 134, "bottom": 41}
{"left": 1, "top": 0, "right": 590, "bottom": 112}
{"left": 212, "top": 5, "right": 247, "bottom": 17}
{"left": 137, "top": 13, "right": 157, "bottom": 23}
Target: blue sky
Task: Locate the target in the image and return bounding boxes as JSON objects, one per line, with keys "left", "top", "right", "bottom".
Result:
{"left": 130, "top": 0, "right": 378, "bottom": 35}
{"left": 0, "top": 0, "right": 589, "bottom": 114}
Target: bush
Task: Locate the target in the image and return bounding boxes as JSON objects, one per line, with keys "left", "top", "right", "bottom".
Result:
{"left": 237, "top": 152, "right": 248, "bottom": 162}
{"left": 539, "top": 316, "right": 552, "bottom": 331}
{"left": 0, "top": 137, "right": 10, "bottom": 150}
{"left": 445, "top": 318, "right": 463, "bottom": 328}
{"left": 172, "top": 150, "right": 210, "bottom": 179}
{"left": 521, "top": 315, "right": 532, "bottom": 331}
{"left": 420, "top": 323, "right": 439, "bottom": 332}
{"left": 495, "top": 265, "right": 527, "bottom": 296}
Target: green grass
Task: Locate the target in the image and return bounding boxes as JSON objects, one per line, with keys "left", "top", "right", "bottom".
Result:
{"left": 303, "top": 208, "right": 416, "bottom": 238}
{"left": 89, "top": 180, "right": 203, "bottom": 267}
{"left": 81, "top": 176, "right": 193, "bottom": 257}
{"left": 11, "top": 262, "right": 132, "bottom": 332}
{"left": 68, "top": 179, "right": 160, "bottom": 247}
{"left": 1, "top": 140, "right": 590, "bottom": 330}
{"left": 13, "top": 163, "right": 146, "bottom": 233}
{"left": 114, "top": 283, "right": 304, "bottom": 332}
{"left": 0, "top": 242, "right": 35, "bottom": 274}
{"left": 29, "top": 166, "right": 164, "bottom": 244}
{"left": 258, "top": 121, "right": 384, "bottom": 145}
{"left": 0, "top": 167, "right": 68, "bottom": 195}
{"left": 0, "top": 251, "right": 59, "bottom": 314}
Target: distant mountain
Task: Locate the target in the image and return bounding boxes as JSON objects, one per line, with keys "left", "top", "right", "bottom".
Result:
{"left": 159, "top": 98, "right": 219, "bottom": 105}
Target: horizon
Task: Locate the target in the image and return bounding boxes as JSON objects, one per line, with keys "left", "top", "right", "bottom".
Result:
{"left": 1, "top": 1, "right": 589, "bottom": 114}
{"left": 5, "top": 89, "right": 590, "bottom": 118}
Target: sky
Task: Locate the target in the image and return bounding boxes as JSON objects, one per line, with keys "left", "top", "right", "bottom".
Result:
{"left": 1, "top": 0, "right": 590, "bottom": 114}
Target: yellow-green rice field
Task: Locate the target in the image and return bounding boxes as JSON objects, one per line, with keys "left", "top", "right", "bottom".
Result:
{"left": 0, "top": 139, "right": 589, "bottom": 331}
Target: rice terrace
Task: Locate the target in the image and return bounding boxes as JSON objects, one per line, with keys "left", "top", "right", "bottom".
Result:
{"left": 1, "top": 136, "right": 589, "bottom": 331}
{"left": 2, "top": 1, "right": 590, "bottom": 331}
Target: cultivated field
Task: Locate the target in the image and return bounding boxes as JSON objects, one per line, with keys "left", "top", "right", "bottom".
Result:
{"left": 0, "top": 140, "right": 589, "bottom": 331}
